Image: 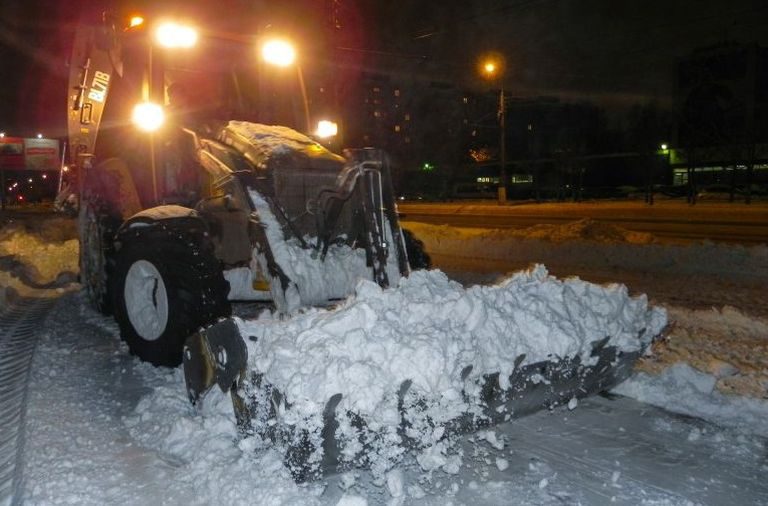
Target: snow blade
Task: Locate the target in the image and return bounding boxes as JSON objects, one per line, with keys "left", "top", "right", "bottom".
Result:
{"left": 321, "top": 340, "right": 642, "bottom": 477}
{"left": 182, "top": 319, "right": 248, "bottom": 407}
{"left": 230, "top": 336, "right": 650, "bottom": 481}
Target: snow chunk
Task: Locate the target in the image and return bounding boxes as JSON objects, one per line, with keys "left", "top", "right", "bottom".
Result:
{"left": 386, "top": 469, "right": 404, "bottom": 498}
{"left": 336, "top": 495, "right": 368, "bottom": 506}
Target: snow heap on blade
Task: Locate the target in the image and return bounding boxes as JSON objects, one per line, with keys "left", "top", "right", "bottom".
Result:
{"left": 234, "top": 266, "right": 666, "bottom": 477}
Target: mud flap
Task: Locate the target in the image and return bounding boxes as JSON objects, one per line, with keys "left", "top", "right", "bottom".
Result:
{"left": 183, "top": 319, "right": 250, "bottom": 427}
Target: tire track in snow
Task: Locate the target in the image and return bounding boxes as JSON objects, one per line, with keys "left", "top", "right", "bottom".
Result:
{"left": 0, "top": 297, "right": 55, "bottom": 506}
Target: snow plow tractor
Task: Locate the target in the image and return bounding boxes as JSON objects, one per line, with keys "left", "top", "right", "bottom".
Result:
{"left": 69, "top": 12, "right": 667, "bottom": 481}
{"left": 69, "top": 14, "right": 412, "bottom": 367}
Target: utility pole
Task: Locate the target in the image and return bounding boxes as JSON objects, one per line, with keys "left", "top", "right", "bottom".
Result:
{"left": 498, "top": 86, "right": 506, "bottom": 203}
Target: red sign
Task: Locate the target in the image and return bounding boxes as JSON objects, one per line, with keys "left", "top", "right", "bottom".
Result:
{"left": 0, "top": 137, "right": 25, "bottom": 169}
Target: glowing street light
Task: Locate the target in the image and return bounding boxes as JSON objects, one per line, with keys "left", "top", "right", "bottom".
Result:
{"left": 36, "top": 133, "right": 43, "bottom": 139}
{"left": 261, "top": 39, "right": 296, "bottom": 67}
{"left": 155, "top": 21, "right": 198, "bottom": 49}
{"left": 480, "top": 54, "right": 507, "bottom": 203}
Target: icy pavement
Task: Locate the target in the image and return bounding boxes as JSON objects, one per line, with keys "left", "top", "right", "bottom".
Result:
{"left": 322, "top": 395, "right": 768, "bottom": 505}
{"left": 0, "top": 297, "right": 54, "bottom": 506}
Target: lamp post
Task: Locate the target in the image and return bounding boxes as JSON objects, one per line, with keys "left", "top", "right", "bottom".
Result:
{"left": 262, "top": 38, "right": 311, "bottom": 134}
{"left": 652, "top": 142, "right": 671, "bottom": 206}
{"left": 481, "top": 58, "right": 506, "bottom": 203}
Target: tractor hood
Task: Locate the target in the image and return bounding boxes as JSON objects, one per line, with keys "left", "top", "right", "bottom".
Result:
{"left": 218, "top": 121, "right": 345, "bottom": 173}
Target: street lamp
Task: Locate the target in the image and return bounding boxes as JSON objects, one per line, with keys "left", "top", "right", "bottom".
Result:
{"left": 480, "top": 55, "right": 507, "bottom": 203}
{"left": 261, "top": 38, "right": 311, "bottom": 133}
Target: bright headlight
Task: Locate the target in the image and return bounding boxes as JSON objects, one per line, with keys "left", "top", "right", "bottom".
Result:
{"left": 315, "top": 120, "right": 338, "bottom": 139}
{"left": 132, "top": 102, "right": 165, "bottom": 132}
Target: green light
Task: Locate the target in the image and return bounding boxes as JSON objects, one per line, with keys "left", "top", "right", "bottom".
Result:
{"left": 422, "top": 162, "right": 434, "bottom": 172}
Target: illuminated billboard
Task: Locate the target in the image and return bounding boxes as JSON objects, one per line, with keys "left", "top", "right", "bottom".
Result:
{"left": 23, "top": 138, "right": 60, "bottom": 170}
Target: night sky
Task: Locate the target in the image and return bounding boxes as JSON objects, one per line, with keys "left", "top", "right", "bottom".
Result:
{"left": 1, "top": 0, "right": 767, "bottom": 138}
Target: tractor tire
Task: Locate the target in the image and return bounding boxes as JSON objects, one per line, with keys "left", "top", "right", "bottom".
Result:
{"left": 111, "top": 220, "right": 231, "bottom": 367}
{"left": 79, "top": 201, "right": 120, "bottom": 315}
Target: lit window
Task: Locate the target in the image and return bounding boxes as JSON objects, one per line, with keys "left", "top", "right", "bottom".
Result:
{"left": 394, "top": 125, "right": 401, "bottom": 132}
{"left": 404, "top": 114, "right": 410, "bottom": 121}
{"left": 405, "top": 136, "right": 411, "bottom": 143}
{"left": 463, "top": 97, "right": 468, "bottom": 104}
{"left": 394, "top": 89, "right": 400, "bottom": 97}
{"left": 373, "top": 87, "right": 380, "bottom": 93}
{"left": 374, "top": 110, "right": 381, "bottom": 117}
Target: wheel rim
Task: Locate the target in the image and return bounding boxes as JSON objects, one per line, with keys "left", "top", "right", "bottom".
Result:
{"left": 124, "top": 259, "right": 169, "bottom": 341}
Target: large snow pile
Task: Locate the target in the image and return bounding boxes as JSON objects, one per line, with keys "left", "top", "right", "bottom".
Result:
{"left": 237, "top": 265, "right": 666, "bottom": 475}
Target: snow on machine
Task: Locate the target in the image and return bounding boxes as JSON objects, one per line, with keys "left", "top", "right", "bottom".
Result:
{"left": 69, "top": 11, "right": 667, "bottom": 480}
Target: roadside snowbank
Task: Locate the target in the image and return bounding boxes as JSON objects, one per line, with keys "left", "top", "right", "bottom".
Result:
{"left": 0, "top": 215, "right": 78, "bottom": 306}
{"left": 635, "top": 305, "right": 768, "bottom": 399}
{"left": 403, "top": 220, "right": 768, "bottom": 279}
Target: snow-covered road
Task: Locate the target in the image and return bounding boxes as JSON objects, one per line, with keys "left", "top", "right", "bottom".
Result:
{"left": 1, "top": 208, "right": 767, "bottom": 505}
{"left": 0, "top": 297, "right": 55, "bottom": 505}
